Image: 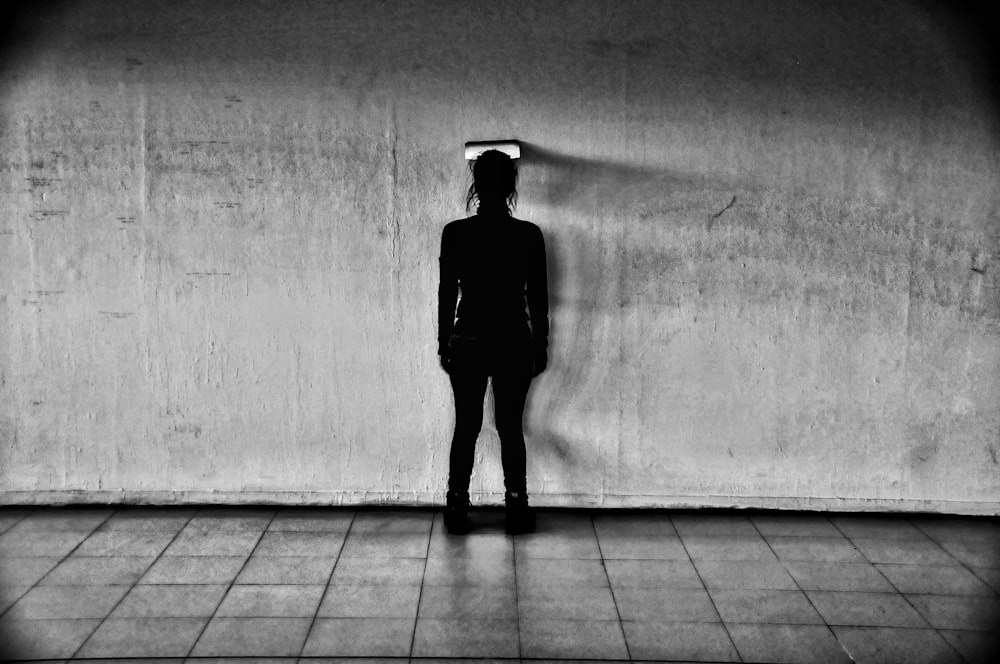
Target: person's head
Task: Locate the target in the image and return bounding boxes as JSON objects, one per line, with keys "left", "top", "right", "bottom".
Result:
{"left": 466, "top": 149, "right": 518, "bottom": 214}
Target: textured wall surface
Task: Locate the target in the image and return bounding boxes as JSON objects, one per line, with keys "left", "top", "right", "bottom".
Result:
{"left": 1, "top": 0, "right": 998, "bottom": 512}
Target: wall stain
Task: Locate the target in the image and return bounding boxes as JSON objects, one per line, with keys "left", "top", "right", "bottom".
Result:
{"left": 706, "top": 195, "right": 737, "bottom": 231}
{"left": 30, "top": 210, "right": 69, "bottom": 221}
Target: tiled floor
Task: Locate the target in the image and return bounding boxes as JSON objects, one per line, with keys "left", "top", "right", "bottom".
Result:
{"left": 0, "top": 506, "right": 998, "bottom": 663}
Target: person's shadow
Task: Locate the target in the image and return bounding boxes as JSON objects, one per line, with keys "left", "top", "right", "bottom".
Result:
{"left": 517, "top": 143, "right": 743, "bottom": 503}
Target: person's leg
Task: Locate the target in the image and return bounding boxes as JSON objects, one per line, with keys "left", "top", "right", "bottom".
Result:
{"left": 448, "top": 366, "right": 489, "bottom": 496}
{"left": 492, "top": 370, "right": 532, "bottom": 495}
{"left": 493, "top": 368, "right": 535, "bottom": 534}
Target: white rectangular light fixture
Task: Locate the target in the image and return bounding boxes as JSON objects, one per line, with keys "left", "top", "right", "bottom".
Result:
{"left": 465, "top": 140, "right": 521, "bottom": 160}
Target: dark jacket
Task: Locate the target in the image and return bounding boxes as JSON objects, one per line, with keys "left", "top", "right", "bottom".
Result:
{"left": 438, "top": 210, "right": 549, "bottom": 361}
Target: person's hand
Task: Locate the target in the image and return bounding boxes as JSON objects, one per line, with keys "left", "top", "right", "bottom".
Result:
{"left": 532, "top": 348, "right": 547, "bottom": 377}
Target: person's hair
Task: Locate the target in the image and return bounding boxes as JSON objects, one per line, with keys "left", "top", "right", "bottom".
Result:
{"left": 466, "top": 149, "right": 518, "bottom": 213}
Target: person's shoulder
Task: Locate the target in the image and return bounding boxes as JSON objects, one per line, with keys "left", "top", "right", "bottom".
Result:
{"left": 510, "top": 216, "right": 542, "bottom": 233}
{"left": 511, "top": 217, "right": 544, "bottom": 241}
{"left": 442, "top": 216, "right": 476, "bottom": 233}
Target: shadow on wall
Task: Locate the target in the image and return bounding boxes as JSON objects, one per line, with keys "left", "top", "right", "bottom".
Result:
{"left": 516, "top": 143, "right": 744, "bottom": 494}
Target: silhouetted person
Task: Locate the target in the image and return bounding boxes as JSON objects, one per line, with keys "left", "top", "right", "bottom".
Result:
{"left": 438, "top": 149, "right": 549, "bottom": 535}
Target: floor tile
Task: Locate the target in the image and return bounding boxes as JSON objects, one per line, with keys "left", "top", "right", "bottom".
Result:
{"left": 515, "top": 532, "right": 602, "bottom": 559}
{"left": 806, "top": 590, "right": 928, "bottom": 627}
{"left": 350, "top": 510, "right": 433, "bottom": 534}
{"left": 710, "top": 588, "right": 824, "bottom": 624}
{"left": 694, "top": 560, "right": 798, "bottom": 590}
{"left": 766, "top": 535, "right": 865, "bottom": 562}
{"left": 672, "top": 514, "right": 758, "bottom": 537}
{"left": 904, "top": 593, "right": 1000, "bottom": 630}
{"left": 253, "top": 531, "right": 346, "bottom": 556}
{"left": 424, "top": 555, "right": 513, "bottom": 586}
{"left": 409, "top": 659, "right": 512, "bottom": 664}
{"left": 831, "top": 516, "right": 929, "bottom": 541}
{"left": 139, "top": 555, "right": 247, "bottom": 584}
{"left": 417, "top": 584, "right": 516, "bottom": 619}
{"left": 518, "top": 584, "right": 618, "bottom": 620}
{"left": 621, "top": 620, "right": 739, "bottom": 661}
{"left": 267, "top": 509, "right": 354, "bottom": 532}
{"left": 681, "top": 534, "right": 777, "bottom": 561}
{"left": 164, "top": 530, "right": 262, "bottom": 556}
{"left": 186, "top": 508, "right": 276, "bottom": 530}
{"left": 939, "top": 540, "right": 1000, "bottom": 568}
{"left": 604, "top": 558, "right": 704, "bottom": 588}
{"left": 0, "top": 585, "right": 30, "bottom": 613}
{"left": 0, "top": 508, "right": 33, "bottom": 534}
{"left": 832, "top": 625, "right": 964, "bottom": 664}
{"left": 851, "top": 538, "right": 957, "bottom": 565}
{"left": 110, "top": 583, "right": 228, "bottom": 617}
{"left": 783, "top": 561, "right": 895, "bottom": 592}
{"left": 214, "top": 584, "right": 325, "bottom": 617}
{"left": 0, "top": 531, "right": 90, "bottom": 557}
{"left": 338, "top": 532, "right": 429, "bottom": 558}
{"left": 596, "top": 534, "right": 689, "bottom": 560}
{"left": 40, "top": 555, "right": 155, "bottom": 585}
{"left": 98, "top": 507, "right": 196, "bottom": 531}
{"left": 320, "top": 584, "right": 422, "bottom": 618}
{"left": 0, "top": 556, "right": 64, "bottom": 585}
{"left": 412, "top": 618, "right": 518, "bottom": 658}
{"left": 533, "top": 512, "right": 596, "bottom": 535}
{"left": 73, "top": 530, "right": 178, "bottom": 557}
{"left": 910, "top": 517, "right": 1000, "bottom": 543}
{"left": 235, "top": 555, "right": 337, "bottom": 584}
{"left": 939, "top": 629, "right": 1000, "bottom": 664}
{"left": 751, "top": 514, "right": 840, "bottom": 537}
{"left": 10, "top": 508, "right": 113, "bottom": 531}
{"left": 728, "top": 623, "right": 851, "bottom": 663}
{"left": 4, "top": 584, "right": 129, "bottom": 619}
{"left": 614, "top": 587, "right": 718, "bottom": 622}
{"left": 521, "top": 618, "right": 629, "bottom": 659}
{"left": 189, "top": 616, "right": 311, "bottom": 656}
{"left": 971, "top": 566, "right": 1000, "bottom": 593}
{"left": 593, "top": 512, "right": 677, "bottom": 537}
{"left": 301, "top": 617, "right": 414, "bottom": 657}
{"left": 0, "top": 618, "right": 101, "bottom": 659}
{"left": 427, "top": 532, "right": 513, "bottom": 558}
{"left": 875, "top": 563, "right": 995, "bottom": 595}
{"left": 76, "top": 616, "right": 207, "bottom": 658}
{"left": 516, "top": 558, "right": 608, "bottom": 587}
{"left": 330, "top": 557, "right": 426, "bottom": 586}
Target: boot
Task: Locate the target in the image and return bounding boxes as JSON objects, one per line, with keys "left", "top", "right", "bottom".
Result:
{"left": 444, "top": 490, "right": 471, "bottom": 535}
{"left": 505, "top": 491, "right": 535, "bottom": 535}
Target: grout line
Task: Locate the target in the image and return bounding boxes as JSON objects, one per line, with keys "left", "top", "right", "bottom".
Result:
{"left": 0, "top": 505, "right": 38, "bottom": 536}
{"left": 1, "top": 507, "right": 117, "bottom": 624}
{"left": 406, "top": 511, "right": 436, "bottom": 659}
{"left": 761, "top": 516, "right": 859, "bottom": 664}
{"left": 671, "top": 514, "right": 744, "bottom": 663}
{"left": 65, "top": 505, "right": 185, "bottom": 659}
{"left": 183, "top": 507, "right": 280, "bottom": 659}
{"left": 64, "top": 507, "right": 197, "bottom": 658}
{"left": 298, "top": 508, "right": 357, "bottom": 659}
{"left": 906, "top": 516, "right": 1000, "bottom": 598}
{"left": 590, "top": 511, "right": 631, "bottom": 661}
{"left": 826, "top": 519, "right": 971, "bottom": 663}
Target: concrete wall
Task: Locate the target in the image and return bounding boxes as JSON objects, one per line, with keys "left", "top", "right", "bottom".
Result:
{"left": 2, "top": 0, "right": 998, "bottom": 512}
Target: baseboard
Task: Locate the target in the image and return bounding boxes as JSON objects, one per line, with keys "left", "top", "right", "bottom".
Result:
{"left": 1, "top": 490, "right": 997, "bottom": 515}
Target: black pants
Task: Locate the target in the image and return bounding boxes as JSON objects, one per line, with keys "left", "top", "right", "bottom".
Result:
{"left": 447, "top": 332, "right": 533, "bottom": 495}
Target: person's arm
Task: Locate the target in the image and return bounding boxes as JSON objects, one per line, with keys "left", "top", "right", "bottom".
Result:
{"left": 527, "top": 225, "right": 549, "bottom": 374}
{"left": 438, "top": 225, "right": 458, "bottom": 366}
